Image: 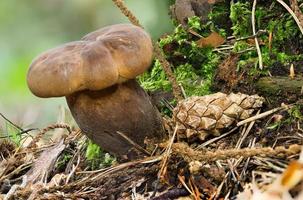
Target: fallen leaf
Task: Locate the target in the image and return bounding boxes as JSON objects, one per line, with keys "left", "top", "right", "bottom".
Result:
{"left": 196, "top": 32, "right": 225, "bottom": 48}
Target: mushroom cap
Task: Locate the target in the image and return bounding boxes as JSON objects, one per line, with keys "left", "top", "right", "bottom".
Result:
{"left": 27, "top": 24, "right": 153, "bottom": 97}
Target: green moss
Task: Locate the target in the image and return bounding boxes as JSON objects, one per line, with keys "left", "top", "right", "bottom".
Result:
{"left": 268, "top": 15, "right": 299, "bottom": 43}
{"left": 233, "top": 41, "right": 251, "bottom": 53}
{"left": 55, "top": 152, "right": 73, "bottom": 171}
{"left": 229, "top": 1, "right": 303, "bottom": 72}
{"left": 159, "top": 25, "right": 187, "bottom": 47}
{"left": 188, "top": 16, "right": 201, "bottom": 31}
{"left": 140, "top": 0, "right": 303, "bottom": 109}
{"left": 139, "top": 46, "right": 219, "bottom": 97}
{"left": 230, "top": 2, "right": 252, "bottom": 37}
{"left": 85, "top": 140, "right": 116, "bottom": 170}
{"left": 267, "top": 104, "right": 303, "bottom": 130}
{"left": 288, "top": 105, "right": 303, "bottom": 121}
{"left": 139, "top": 60, "right": 170, "bottom": 92}
{"left": 209, "top": 2, "right": 229, "bottom": 22}
{"left": 140, "top": 15, "right": 221, "bottom": 99}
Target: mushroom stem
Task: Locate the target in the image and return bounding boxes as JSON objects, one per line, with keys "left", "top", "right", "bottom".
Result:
{"left": 66, "top": 80, "right": 165, "bottom": 160}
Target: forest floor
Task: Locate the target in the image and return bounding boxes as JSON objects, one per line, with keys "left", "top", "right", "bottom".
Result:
{"left": 1, "top": 0, "right": 303, "bottom": 199}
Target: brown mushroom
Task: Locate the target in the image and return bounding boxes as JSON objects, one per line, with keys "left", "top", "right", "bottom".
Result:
{"left": 27, "top": 24, "right": 165, "bottom": 160}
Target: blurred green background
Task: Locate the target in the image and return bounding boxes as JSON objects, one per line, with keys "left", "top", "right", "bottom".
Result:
{"left": 0, "top": 0, "right": 173, "bottom": 128}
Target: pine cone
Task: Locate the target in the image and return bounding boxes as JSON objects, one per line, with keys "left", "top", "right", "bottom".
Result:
{"left": 173, "top": 92, "right": 264, "bottom": 141}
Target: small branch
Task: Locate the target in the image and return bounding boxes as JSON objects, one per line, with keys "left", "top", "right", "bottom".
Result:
{"left": 151, "top": 126, "right": 179, "bottom": 198}
{"left": 237, "top": 106, "right": 285, "bottom": 127}
{"left": 158, "top": 125, "right": 178, "bottom": 180}
{"left": 252, "top": 0, "right": 263, "bottom": 70}
{"left": 116, "top": 131, "right": 151, "bottom": 156}
{"left": 65, "top": 155, "right": 81, "bottom": 184}
{"left": 236, "top": 110, "right": 260, "bottom": 149}
{"left": 289, "top": 0, "right": 303, "bottom": 24}
{"left": 195, "top": 127, "right": 238, "bottom": 150}
{"left": 235, "top": 30, "right": 267, "bottom": 41}
{"left": 276, "top": 0, "right": 303, "bottom": 35}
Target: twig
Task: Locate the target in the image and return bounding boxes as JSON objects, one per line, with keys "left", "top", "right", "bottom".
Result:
{"left": 290, "top": 0, "right": 303, "bottom": 26}
{"left": 252, "top": 0, "right": 263, "bottom": 69}
{"left": 212, "top": 173, "right": 228, "bottom": 199}
{"left": 40, "top": 155, "right": 162, "bottom": 196}
{"left": 158, "top": 125, "right": 178, "bottom": 180}
{"left": 276, "top": 0, "right": 303, "bottom": 35}
{"left": 240, "top": 138, "right": 256, "bottom": 179}
{"left": 235, "top": 30, "right": 267, "bottom": 41}
{"left": 178, "top": 175, "right": 194, "bottom": 196}
{"left": 195, "top": 127, "right": 238, "bottom": 150}
{"left": 236, "top": 47, "right": 256, "bottom": 54}
{"left": 213, "top": 46, "right": 234, "bottom": 52}
{"left": 65, "top": 155, "right": 81, "bottom": 184}
{"left": 151, "top": 126, "right": 179, "bottom": 198}
{"left": 111, "top": 0, "right": 184, "bottom": 101}
{"left": 116, "top": 131, "right": 151, "bottom": 156}
{"left": 0, "top": 162, "right": 32, "bottom": 182}
{"left": 91, "top": 155, "right": 161, "bottom": 181}
{"left": 237, "top": 106, "right": 286, "bottom": 127}
{"left": 236, "top": 110, "right": 260, "bottom": 148}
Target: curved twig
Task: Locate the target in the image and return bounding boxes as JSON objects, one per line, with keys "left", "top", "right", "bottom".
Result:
{"left": 252, "top": 0, "right": 263, "bottom": 69}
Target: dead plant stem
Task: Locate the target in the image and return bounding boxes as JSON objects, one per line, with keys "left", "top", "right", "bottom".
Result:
{"left": 173, "top": 142, "right": 301, "bottom": 163}
{"left": 252, "top": 0, "right": 263, "bottom": 69}
{"left": 276, "top": 0, "right": 303, "bottom": 35}
{"left": 237, "top": 106, "right": 285, "bottom": 126}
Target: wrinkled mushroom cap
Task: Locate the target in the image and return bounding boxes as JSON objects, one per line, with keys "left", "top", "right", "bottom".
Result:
{"left": 27, "top": 24, "right": 153, "bottom": 97}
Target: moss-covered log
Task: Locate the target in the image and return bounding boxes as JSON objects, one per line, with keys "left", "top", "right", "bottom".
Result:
{"left": 256, "top": 76, "right": 303, "bottom": 96}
